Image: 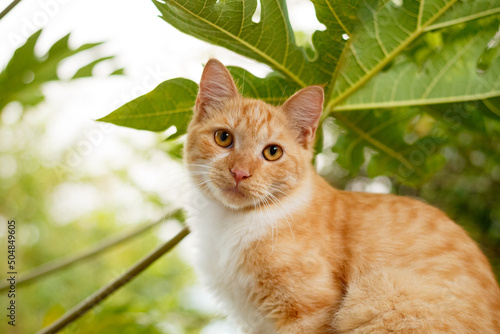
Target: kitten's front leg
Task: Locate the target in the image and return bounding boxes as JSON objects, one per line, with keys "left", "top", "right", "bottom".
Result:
{"left": 250, "top": 276, "right": 342, "bottom": 334}
{"left": 273, "top": 308, "right": 336, "bottom": 334}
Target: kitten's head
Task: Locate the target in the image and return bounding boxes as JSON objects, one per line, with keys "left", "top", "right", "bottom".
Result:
{"left": 185, "top": 59, "right": 323, "bottom": 210}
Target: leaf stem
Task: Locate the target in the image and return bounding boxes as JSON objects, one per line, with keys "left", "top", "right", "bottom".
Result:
{"left": 0, "top": 0, "right": 23, "bottom": 21}
{"left": 0, "top": 210, "right": 181, "bottom": 292}
{"left": 36, "top": 227, "right": 190, "bottom": 334}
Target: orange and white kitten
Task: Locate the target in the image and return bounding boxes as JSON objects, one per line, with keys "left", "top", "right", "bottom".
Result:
{"left": 184, "top": 59, "right": 500, "bottom": 333}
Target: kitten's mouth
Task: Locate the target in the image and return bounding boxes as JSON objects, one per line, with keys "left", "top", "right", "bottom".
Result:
{"left": 223, "top": 186, "right": 246, "bottom": 197}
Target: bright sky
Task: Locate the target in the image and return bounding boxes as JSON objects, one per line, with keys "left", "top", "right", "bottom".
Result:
{"left": 0, "top": 0, "right": 324, "bottom": 332}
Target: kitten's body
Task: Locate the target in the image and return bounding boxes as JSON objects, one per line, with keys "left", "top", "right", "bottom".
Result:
{"left": 185, "top": 59, "right": 500, "bottom": 333}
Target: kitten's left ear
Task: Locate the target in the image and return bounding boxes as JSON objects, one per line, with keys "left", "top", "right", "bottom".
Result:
{"left": 281, "top": 86, "right": 324, "bottom": 149}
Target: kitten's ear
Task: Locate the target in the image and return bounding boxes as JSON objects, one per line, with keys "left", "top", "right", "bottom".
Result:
{"left": 195, "top": 59, "right": 239, "bottom": 117}
{"left": 281, "top": 86, "right": 324, "bottom": 148}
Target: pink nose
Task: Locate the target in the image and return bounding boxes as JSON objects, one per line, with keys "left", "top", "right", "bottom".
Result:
{"left": 231, "top": 169, "right": 250, "bottom": 185}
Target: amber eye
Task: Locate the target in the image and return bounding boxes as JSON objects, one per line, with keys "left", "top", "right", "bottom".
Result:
{"left": 214, "top": 130, "right": 233, "bottom": 148}
{"left": 263, "top": 145, "right": 283, "bottom": 161}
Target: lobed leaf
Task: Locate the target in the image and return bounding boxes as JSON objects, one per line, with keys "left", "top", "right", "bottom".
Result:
{"left": 99, "top": 67, "right": 301, "bottom": 134}
{"left": 98, "top": 78, "right": 198, "bottom": 135}
{"left": 0, "top": 29, "right": 121, "bottom": 111}
{"left": 227, "top": 66, "right": 300, "bottom": 104}
{"left": 154, "top": 0, "right": 358, "bottom": 90}
{"left": 327, "top": 0, "right": 500, "bottom": 112}
{"left": 426, "top": 0, "right": 500, "bottom": 31}
{"left": 310, "top": 0, "right": 360, "bottom": 96}
{"left": 72, "top": 56, "right": 115, "bottom": 79}
{"left": 332, "top": 20, "right": 500, "bottom": 111}
{"left": 332, "top": 109, "right": 446, "bottom": 186}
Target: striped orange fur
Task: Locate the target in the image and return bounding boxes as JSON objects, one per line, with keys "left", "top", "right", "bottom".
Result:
{"left": 184, "top": 59, "right": 500, "bottom": 333}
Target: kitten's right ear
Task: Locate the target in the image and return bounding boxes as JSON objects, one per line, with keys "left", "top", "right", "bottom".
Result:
{"left": 281, "top": 85, "right": 324, "bottom": 149}
{"left": 195, "top": 59, "right": 239, "bottom": 117}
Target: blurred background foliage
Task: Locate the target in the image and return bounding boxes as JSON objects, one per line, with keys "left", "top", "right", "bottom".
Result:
{"left": 1, "top": 0, "right": 500, "bottom": 333}
{"left": 0, "top": 28, "right": 215, "bottom": 334}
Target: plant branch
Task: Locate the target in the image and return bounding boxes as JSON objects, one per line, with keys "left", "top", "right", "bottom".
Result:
{"left": 0, "top": 0, "right": 22, "bottom": 21}
{"left": 36, "top": 226, "right": 190, "bottom": 334}
{"left": 0, "top": 210, "right": 181, "bottom": 292}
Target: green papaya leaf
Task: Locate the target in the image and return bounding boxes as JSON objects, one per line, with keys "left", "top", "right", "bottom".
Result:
{"left": 423, "top": 101, "right": 488, "bottom": 134}
{"left": 111, "top": 68, "right": 126, "bottom": 76}
{"left": 227, "top": 67, "right": 300, "bottom": 104}
{"left": 327, "top": 0, "right": 500, "bottom": 112}
{"left": 153, "top": 0, "right": 358, "bottom": 89}
{"left": 367, "top": 137, "right": 447, "bottom": 186}
{"left": 98, "top": 78, "right": 198, "bottom": 135}
{"left": 331, "top": 20, "right": 500, "bottom": 111}
{"left": 32, "top": 33, "right": 102, "bottom": 83}
{"left": 1, "top": 30, "right": 43, "bottom": 79}
{"left": 426, "top": 1, "right": 500, "bottom": 31}
{"left": 72, "top": 56, "right": 115, "bottom": 79}
{"left": 0, "top": 29, "right": 121, "bottom": 111}
{"left": 332, "top": 109, "right": 446, "bottom": 185}
{"left": 332, "top": 125, "right": 365, "bottom": 173}
{"left": 154, "top": 0, "right": 309, "bottom": 87}
{"left": 482, "top": 97, "right": 500, "bottom": 119}
{"left": 99, "top": 67, "right": 301, "bottom": 134}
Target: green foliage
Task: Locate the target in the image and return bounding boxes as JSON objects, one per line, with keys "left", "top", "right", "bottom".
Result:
{"left": 0, "top": 29, "right": 123, "bottom": 111}
{"left": 331, "top": 110, "right": 447, "bottom": 186}
{"left": 154, "top": 0, "right": 337, "bottom": 87}
{"left": 98, "top": 67, "right": 301, "bottom": 137}
{"left": 98, "top": 78, "right": 198, "bottom": 136}
{"left": 0, "top": 26, "right": 208, "bottom": 333}
{"left": 102, "top": 0, "right": 500, "bottom": 187}
{"left": 332, "top": 16, "right": 500, "bottom": 110}
{"left": 328, "top": 0, "right": 500, "bottom": 109}
{"left": 0, "top": 108, "right": 211, "bottom": 334}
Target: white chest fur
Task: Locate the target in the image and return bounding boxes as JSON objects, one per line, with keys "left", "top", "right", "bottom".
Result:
{"left": 185, "top": 181, "right": 312, "bottom": 333}
{"left": 187, "top": 196, "right": 275, "bottom": 332}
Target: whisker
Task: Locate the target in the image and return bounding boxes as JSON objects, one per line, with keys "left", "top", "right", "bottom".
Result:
{"left": 251, "top": 198, "right": 263, "bottom": 252}
{"left": 262, "top": 196, "right": 278, "bottom": 253}
{"left": 186, "top": 163, "right": 211, "bottom": 169}
{"left": 267, "top": 191, "right": 295, "bottom": 242}
{"left": 194, "top": 179, "right": 212, "bottom": 188}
